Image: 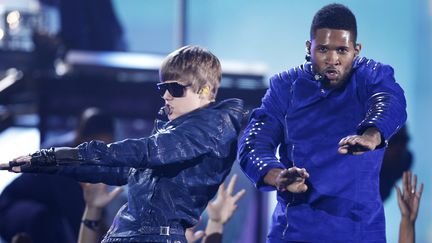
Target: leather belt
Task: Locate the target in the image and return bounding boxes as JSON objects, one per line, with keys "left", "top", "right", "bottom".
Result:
{"left": 138, "top": 226, "right": 184, "bottom": 236}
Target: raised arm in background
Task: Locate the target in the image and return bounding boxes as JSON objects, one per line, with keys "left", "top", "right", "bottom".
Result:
{"left": 396, "top": 171, "right": 423, "bottom": 243}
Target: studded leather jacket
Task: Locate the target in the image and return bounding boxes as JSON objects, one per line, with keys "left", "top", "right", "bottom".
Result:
{"left": 25, "top": 98, "right": 244, "bottom": 243}
{"left": 239, "top": 58, "right": 406, "bottom": 242}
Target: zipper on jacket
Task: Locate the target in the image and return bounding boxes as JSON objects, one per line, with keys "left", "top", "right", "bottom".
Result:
{"left": 282, "top": 144, "right": 296, "bottom": 239}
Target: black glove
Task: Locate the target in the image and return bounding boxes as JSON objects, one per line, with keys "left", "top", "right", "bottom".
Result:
{"left": 30, "top": 147, "right": 80, "bottom": 166}
{"left": 20, "top": 164, "right": 61, "bottom": 174}
{"left": 30, "top": 148, "right": 57, "bottom": 165}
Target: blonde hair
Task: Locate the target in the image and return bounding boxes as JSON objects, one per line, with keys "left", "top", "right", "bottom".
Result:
{"left": 159, "top": 45, "right": 222, "bottom": 100}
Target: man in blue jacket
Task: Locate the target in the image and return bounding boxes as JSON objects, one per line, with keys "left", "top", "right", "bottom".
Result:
{"left": 2, "top": 45, "right": 245, "bottom": 243}
{"left": 239, "top": 3, "right": 407, "bottom": 243}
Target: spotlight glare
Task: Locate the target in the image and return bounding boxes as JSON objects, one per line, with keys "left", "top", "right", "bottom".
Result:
{"left": 6, "top": 11, "right": 21, "bottom": 25}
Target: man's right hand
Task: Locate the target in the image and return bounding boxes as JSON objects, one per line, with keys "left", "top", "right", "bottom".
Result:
{"left": 264, "top": 167, "right": 309, "bottom": 193}
{"left": 0, "top": 162, "right": 11, "bottom": 170}
{"left": 1, "top": 147, "right": 81, "bottom": 172}
{"left": 0, "top": 155, "right": 32, "bottom": 172}
{"left": 1, "top": 148, "right": 59, "bottom": 172}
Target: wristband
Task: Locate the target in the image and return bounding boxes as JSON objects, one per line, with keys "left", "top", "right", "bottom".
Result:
{"left": 82, "top": 219, "right": 100, "bottom": 231}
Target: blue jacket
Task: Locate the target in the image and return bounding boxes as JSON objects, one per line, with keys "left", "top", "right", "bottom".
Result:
{"left": 42, "top": 98, "right": 244, "bottom": 242}
{"left": 239, "top": 58, "right": 406, "bottom": 243}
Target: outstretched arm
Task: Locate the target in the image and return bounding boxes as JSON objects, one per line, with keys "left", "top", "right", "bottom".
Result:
{"left": 342, "top": 62, "right": 407, "bottom": 155}
{"left": 3, "top": 106, "right": 241, "bottom": 171}
{"left": 396, "top": 171, "right": 423, "bottom": 243}
{"left": 1, "top": 153, "right": 130, "bottom": 186}
{"left": 239, "top": 74, "right": 291, "bottom": 190}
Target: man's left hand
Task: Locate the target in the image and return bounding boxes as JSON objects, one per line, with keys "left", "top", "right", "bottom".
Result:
{"left": 338, "top": 127, "right": 382, "bottom": 155}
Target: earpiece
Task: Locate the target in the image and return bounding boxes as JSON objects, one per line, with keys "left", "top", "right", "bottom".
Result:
{"left": 200, "top": 86, "right": 210, "bottom": 95}
{"left": 305, "top": 47, "right": 311, "bottom": 62}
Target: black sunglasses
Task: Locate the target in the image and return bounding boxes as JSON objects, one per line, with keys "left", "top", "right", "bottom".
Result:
{"left": 156, "top": 82, "right": 192, "bottom": 98}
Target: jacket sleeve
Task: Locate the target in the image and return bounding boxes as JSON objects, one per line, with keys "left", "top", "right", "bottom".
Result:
{"left": 239, "top": 74, "right": 288, "bottom": 191}
{"left": 20, "top": 163, "right": 130, "bottom": 186}
{"left": 355, "top": 60, "right": 407, "bottom": 146}
{"left": 77, "top": 111, "right": 239, "bottom": 168}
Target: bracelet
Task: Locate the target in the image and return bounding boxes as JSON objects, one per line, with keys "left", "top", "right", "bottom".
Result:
{"left": 82, "top": 219, "right": 100, "bottom": 231}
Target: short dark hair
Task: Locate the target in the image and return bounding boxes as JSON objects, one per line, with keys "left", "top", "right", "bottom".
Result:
{"left": 310, "top": 3, "right": 357, "bottom": 43}
{"left": 159, "top": 45, "right": 222, "bottom": 100}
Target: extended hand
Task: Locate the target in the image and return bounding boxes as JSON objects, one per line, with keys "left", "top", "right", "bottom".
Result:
{"left": 275, "top": 167, "right": 309, "bottom": 193}
{"left": 2, "top": 148, "right": 80, "bottom": 173}
{"left": 0, "top": 162, "right": 11, "bottom": 170}
{"left": 0, "top": 155, "right": 32, "bottom": 172}
{"left": 338, "top": 128, "right": 382, "bottom": 155}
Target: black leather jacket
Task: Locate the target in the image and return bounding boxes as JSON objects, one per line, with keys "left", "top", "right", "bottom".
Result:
{"left": 43, "top": 98, "right": 244, "bottom": 242}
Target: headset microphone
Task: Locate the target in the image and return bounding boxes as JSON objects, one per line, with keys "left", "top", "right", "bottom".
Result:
{"left": 158, "top": 106, "right": 170, "bottom": 117}
{"left": 313, "top": 73, "right": 331, "bottom": 84}
{"left": 314, "top": 73, "right": 324, "bottom": 81}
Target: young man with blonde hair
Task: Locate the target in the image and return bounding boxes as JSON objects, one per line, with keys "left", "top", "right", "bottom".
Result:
{"left": 2, "top": 45, "right": 245, "bottom": 243}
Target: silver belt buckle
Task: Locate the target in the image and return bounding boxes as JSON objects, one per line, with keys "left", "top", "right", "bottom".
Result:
{"left": 160, "top": 226, "right": 170, "bottom": 236}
